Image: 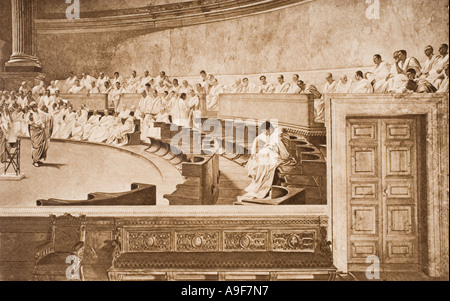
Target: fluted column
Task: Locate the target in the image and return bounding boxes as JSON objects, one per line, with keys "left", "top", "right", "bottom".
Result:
{"left": 5, "top": 0, "right": 42, "bottom": 72}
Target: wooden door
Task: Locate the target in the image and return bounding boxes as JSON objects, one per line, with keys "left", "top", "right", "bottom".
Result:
{"left": 347, "top": 117, "right": 420, "bottom": 272}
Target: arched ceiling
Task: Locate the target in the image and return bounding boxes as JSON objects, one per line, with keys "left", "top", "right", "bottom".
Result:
{"left": 35, "top": 0, "right": 312, "bottom": 34}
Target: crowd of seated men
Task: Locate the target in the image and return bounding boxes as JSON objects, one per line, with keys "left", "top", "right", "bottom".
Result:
{"left": 0, "top": 79, "right": 202, "bottom": 148}
{"left": 1, "top": 43, "right": 448, "bottom": 148}
{"left": 59, "top": 43, "right": 448, "bottom": 96}
{"left": 0, "top": 92, "right": 137, "bottom": 148}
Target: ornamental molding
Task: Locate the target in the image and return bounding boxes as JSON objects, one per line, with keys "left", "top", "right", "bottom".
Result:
{"left": 35, "top": 0, "right": 312, "bottom": 34}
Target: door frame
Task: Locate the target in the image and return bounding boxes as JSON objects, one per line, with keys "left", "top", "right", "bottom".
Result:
{"left": 325, "top": 94, "right": 449, "bottom": 277}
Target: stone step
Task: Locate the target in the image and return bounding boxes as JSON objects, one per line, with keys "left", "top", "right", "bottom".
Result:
{"left": 284, "top": 175, "right": 319, "bottom": 187}
{"left": 277, "top": 165, "right": 303, "bottom": 176}
{"left": 218, "top": 188, "right": 244, "bottom": 199}
{"left": 219, "top": 179, "right": 249, "bottom": 190}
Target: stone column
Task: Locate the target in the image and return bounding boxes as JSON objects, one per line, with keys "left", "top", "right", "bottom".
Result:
{"left": 4, "top": 0, "right": 42, "bottom": 72}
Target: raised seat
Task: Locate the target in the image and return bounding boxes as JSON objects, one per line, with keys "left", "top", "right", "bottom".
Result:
{"left": 235, "top": 186, "right": 306, "bottom": 205}
{"left": 164, "top": 154, "right": 219, "bottom": 205}
{"left": 36, "top": 183, "right": 156, "bottom": 206}
{"left": 60, "top": 93, "right": 108, "bottom": 111}
{"left": 33, "top": 214, "right": 86, "bottom": 281}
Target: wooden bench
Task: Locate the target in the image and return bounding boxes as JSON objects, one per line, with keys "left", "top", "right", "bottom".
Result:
{"left": 60, "top": 93, "right": 108, "bottom": 111}
{"left": 218, "top": 93, "right": 326, "bottom": 145}
{"left": 118, "top": 93, "right": 141, "bottom": 110}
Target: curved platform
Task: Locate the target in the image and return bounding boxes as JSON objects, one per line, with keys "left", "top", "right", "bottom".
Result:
{"left": 0, "top": 139, "right": 183, "bottom": 207}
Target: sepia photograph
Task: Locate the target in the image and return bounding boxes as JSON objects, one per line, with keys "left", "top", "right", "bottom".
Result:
{"left": 0, "top": 0, "right": 448, "bottom": 286}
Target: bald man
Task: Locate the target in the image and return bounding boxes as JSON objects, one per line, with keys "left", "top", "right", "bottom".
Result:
{"left": 335, "top": 75, "right": 353, "bottom": 93}
{"left": 421, "top": 45, "right": 438, "bottom": 78}
{"left": 431, "top": 44, "right": 450, "bottom": 88}
{"left": 366, "top": 54, "right": 391, "bottom": 93}
{"left": 125, "top": 71, "right": 142, "bottom": 93}
{"left": 322, "top": 73, "right": 338, "bottom": 94}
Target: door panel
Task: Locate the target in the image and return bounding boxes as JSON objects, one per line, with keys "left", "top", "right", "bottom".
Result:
{"left": 386, "top": 205, "right": 414, "bottom": 235}
{"left": 386, "top": 146, "right": 412, "bottom": 176}
{"left": 351, "top": 241, "right": 379, "bottom": 260}
{"left": 351, "top": 147, "right": 378, "bottom": 177}
{"left": 351, "top": 181, "right": 378, "bottom": 200}
{"left": 351, "top": 206, "right": 379, "bottom": 236}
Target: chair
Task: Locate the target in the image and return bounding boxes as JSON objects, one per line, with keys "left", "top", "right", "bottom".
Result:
{"left": 33, "top": 214, "right": 86, "bottom": 281}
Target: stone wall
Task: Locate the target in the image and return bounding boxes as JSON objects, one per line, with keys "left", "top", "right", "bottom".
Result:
{"left": 31, "top": 0, "right": 449, "bottom": 86}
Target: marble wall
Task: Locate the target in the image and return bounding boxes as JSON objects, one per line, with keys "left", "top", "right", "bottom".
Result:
{"left": 19, "top": 0, "right": 450, "bottom": 86}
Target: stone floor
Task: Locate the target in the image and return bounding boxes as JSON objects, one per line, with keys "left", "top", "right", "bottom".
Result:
{"left": 0, "top": 139, "right": 183, "bottom": 206}
{"left": 336, "top": 272, "right": 449, "bottom": 281}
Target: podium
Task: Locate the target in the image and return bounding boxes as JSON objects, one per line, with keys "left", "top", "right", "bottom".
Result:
{"left": 0, "top": 139, "right": 25, "bottom": 181}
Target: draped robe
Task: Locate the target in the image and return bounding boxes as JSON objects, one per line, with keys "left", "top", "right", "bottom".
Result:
{"left": 259, "top": 83, "right": 275, "bottom": 94}
{"left": 274, "top": 82, "right": 291, "bottom": 93}
{"left": 237, "top": 128, "right": 290, "bottom": 202}
{"left": 367, "top": 61, "right": 391, "bottom": 93}
{"left": 335, "top": 79, "right": 353, "bottom": 93}
{"left": 59, "top": 112, "right": 77, "bottom": 139}
{"left": 206, "top": 84, "right": 223, "bottom": 111}
{"left": 187, "top": 95, "right": 201, "bottom": 130}
{"left": 107, "top": 116, "right": 135, "bottom": 146}
{"left": 0, "top": 115, "right": 7, "bottom": 163}
{"left": 68, "top": 85, "right": 85, "bottom": 94}
{"left": 51, "top": 109, "right": 67, "bottom": 139}
{"left": 351, "top": 79, "right": 374, "bottom": 93}
{"left": 287, "top": 83, "right": 301, "bottom": 94}
{"left": 315, "top": 80, "right": 338, "bottom": 123}
{"left": 71, "top": 113, "right": 88, "bottom": 140}
{"left": 126, "top": 76, "right": 142, "bottom": 93}
{"left": 88, "top": 115, "right": 115, "bottom": 143}
{"left": 170, "top": 97, "right": 189, "bottom": 128}
{"left": 82, "top": 115, "right": 101, "bottom": 140}
{"left": 430, "top": 54, "right": 449, "bottom": 88}
{"left": 437, "top": 75, "right": 449, "bottom": 93}
{"left": 385, "top": 57, "right": 421, "bottom": 92}
{"left": 110, "top": 88, "right": 125, "bottom": 111}
{"left": 28, "top": 111, "right": 50, "bottom": 163}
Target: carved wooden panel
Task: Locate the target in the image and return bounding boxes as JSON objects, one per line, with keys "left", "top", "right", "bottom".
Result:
{"left": 350, "top": 122, "right": 377, "bottom": 140}
{"left": 350, "top": 241, "right": 378, "bottom": 260}
{"left": 386, "top": 180, "right": 414, "bottom": 200}
{"left": 223, "top": 232, "right": 268, "bottom": 252}
{"left": 271, "top": 231, "right": 316, "bottom": 252}
{"left": 386, "top": 241, "right": 416, "bottom": 263}
{"left": 351, "top": 206, "right": 378, "bottom": 236}
{"left": 126, "top": 231, "right": 171, "bottom": 252}
{"left": 386, "top": 120, "right": 412, "bottom": 140}
{"left": 351, "top": 181, "right": 378, "bottom": 200}
{"left": 386, "top": 206, "right": 414, "bottom": 235}
{"left": 351, "top": 147, "right": 378, "bottom": 177}
{"left": 175, "top": 232, "right": 219, "bottom": 252}
{"left": 386, "top": 147, "right": 412, "bottom": 176}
